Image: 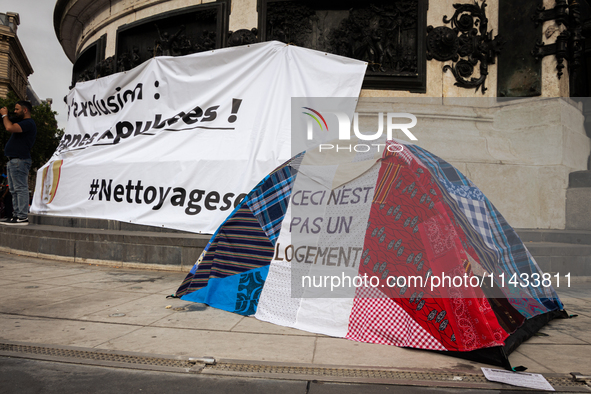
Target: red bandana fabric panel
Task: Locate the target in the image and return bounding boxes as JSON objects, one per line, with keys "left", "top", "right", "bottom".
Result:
{"left": 349, "top": 145, "right": 508, "bottom": 352}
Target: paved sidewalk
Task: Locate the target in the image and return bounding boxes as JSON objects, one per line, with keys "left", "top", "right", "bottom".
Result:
{"left": 0, "top": 251, "right": 590, "bottom": 385}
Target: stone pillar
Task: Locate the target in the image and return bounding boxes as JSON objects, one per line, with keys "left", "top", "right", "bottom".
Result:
{"left": 566, "top": 170, "right": 591, "bottom": 230}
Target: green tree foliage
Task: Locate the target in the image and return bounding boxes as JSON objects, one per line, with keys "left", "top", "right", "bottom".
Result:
{"left": 0, "top": 91, "right": 64, "bottom": 174}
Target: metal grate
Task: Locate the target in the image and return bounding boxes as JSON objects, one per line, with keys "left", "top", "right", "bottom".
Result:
{"left": 210, "top": 363, "right": 587, "bottom": 387}
{"left": 212, "top": 363, "right": 486, "bottom": 382}
{"left": 0, "top": 343, "right": 192, "bottom": 369}
{"left": 1, "top": 343, "right": 586, "bottom": 388}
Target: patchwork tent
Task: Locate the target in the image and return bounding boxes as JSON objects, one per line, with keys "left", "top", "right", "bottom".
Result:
{"left": 175, "top": 139, "right": 566, "bottom": 369}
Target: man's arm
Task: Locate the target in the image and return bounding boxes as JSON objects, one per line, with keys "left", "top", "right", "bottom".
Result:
{"left": 0, "top": 107, "right": 23, "bottom": 133}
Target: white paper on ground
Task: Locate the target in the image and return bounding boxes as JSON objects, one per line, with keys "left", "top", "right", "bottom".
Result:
{"left": 481, "top": 368, "right": 554, "bottom": 391}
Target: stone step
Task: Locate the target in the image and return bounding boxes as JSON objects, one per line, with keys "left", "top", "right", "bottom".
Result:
{"left": 524, "top": 242, "right": 591, "bottom": 276}
{"left": 0, "top": 220, "right": 210, "bottom": 271}
{"left": 1, "top": 218, "right": 589, "bottom": 274}
{"left": 515, "top": 229, "right": 591, "bottom": 275}
{"left": 516, "top": 228, "right": 591, "bottom": 245}
{"left": 28, "top": 214, "right": 192, "bottom": 233}
{"left": 524, "top": 242, "right": 591, "bottom": 256}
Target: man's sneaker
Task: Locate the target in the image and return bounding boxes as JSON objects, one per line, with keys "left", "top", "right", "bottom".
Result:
{"left": 4, "top": 217, "right": 28, "bottom": 225}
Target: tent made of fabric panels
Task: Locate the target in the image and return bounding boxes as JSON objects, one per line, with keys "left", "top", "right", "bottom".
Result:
{"left": 175, "top": 140, "right": 567, "bottom": 370}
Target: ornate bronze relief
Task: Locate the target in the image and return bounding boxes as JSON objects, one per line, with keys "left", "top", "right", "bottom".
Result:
{"left": 71, "top": 4, "right": 227, "bottom": 84}
{"left": 227, "top": 28, "right": 259, "bottom": 47}
{"left": 71, "top": 35, "right": 106, "bottom": 87}
{"left": 95, "top": 56, "right": 115, "bottom": 78}
{"left": 72, "top": 3, "right": 228, "bottom": 84}
{"left": 328, "top": 3, "right": 419, "bottom": 75}
{"left": 144, "top": 24, "right": 216, "bottom": 58}
{"left": 259, "top": 0, "right": 428, "bottom": 92}
{"left": 264, "top": 1, "right": 418, "bottom": 74}
{"left": 426, "top": 0, "right": 504, "bottom": 94}
{"left": 116, "top": 7, "right": 221, "bottom": 73}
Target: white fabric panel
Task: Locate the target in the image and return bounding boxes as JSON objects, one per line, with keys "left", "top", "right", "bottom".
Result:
{"left": 293, "top": 164, "right": 380, "bottom": 337}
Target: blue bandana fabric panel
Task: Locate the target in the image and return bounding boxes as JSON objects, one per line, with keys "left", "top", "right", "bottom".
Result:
{"left": 181, "top": 265, "right": 269, "bottom": 316}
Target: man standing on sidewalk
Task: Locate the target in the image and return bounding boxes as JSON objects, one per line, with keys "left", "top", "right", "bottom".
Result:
{"left": 1, "top": 101, "right": 36, "bottom": 225}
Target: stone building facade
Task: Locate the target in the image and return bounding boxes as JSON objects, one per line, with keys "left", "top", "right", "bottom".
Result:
{"left": 0, "top": 12, "right": 33, "bottom": 100}
{"left": 53, "top": 0, "right": 591, "bottom": 230}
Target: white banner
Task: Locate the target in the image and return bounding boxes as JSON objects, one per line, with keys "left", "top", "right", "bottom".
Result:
{"left": 31, "top": 41, "right": 367, "bottom": 233}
